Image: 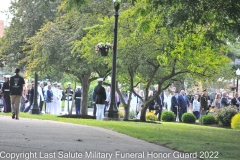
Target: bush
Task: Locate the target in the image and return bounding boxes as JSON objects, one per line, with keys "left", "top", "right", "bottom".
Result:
{"left": 202, "top": 114, "right": 216, "bottom": 125}
{"left": 182, "top": 113, "right": 196, "bottom": 123}
{"left": 215, "top": 106, "right": 238, "bottom": 126}
{"left": 161, "top": 111, "right": 175, "bottom": 122}
{"left": 129, "top": 110, "right": 135, "bottom": 119}
{"left": 119, "top": 110, "right": 124, "bottom": 118}
{"left": 231, "top": 113, "right": 240, "bottom": 129}
{"left": 146, "top": 112, "right": 158, "bottom": 121}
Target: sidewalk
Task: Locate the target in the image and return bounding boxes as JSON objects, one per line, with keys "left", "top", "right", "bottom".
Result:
{"left": 0, "top": 116, "right": 199, "bottom": 160}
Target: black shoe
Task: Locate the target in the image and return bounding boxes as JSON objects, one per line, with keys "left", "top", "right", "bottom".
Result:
{"left": 16, "top": 118, "right": 19, "bottom": 120}
{"left": 12, "top": 113, "right": 15, "bottom": 119}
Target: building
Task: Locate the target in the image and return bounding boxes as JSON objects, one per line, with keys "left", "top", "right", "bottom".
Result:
{"left": 0, "top": 20, "right": 4, "bottom": 37}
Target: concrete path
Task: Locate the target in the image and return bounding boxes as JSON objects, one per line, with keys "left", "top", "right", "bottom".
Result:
{"left": 0, "top": 116, "right": 199, "bottom": 160}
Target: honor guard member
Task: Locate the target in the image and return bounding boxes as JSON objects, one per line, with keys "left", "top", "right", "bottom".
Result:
{"left": 74, "top": 86, "right": 82, "bottom": 115}
{"left": 64, "top": 82, "right": 73, "bottom": 114}
{"left": 93, "top": 78, "right": 106, "bottom": 120}
{"left": 2, "top": 75, "right": 11, "bottom": 113}
{"left": 9, "top": 68, "right": 25, "bottom": 120}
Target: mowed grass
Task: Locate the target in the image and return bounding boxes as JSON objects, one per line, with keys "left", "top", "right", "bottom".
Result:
{"left": 4, "top": 112, "right": 240, "bottom": 160}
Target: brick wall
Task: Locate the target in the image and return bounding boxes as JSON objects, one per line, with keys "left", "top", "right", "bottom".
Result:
{"left": 0, "top": 20, "right": 4, "bottom": 37}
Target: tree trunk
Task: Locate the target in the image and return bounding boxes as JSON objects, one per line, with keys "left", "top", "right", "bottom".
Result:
{"left": 140, "top": 104, "right": 148, "bottom": 122}
{"left": 123, "top": 103, "right": 130, "bottom": 120}
{"left": 80, "top": 74, "right": 91, "bottom": 115}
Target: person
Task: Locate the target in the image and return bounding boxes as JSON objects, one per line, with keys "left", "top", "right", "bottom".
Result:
{"left": 200, "top": 89, "right": 209, "bottom": 123}
{"left": 104, "top": 86, "right": 111, "bottom": 114}
{"left": 171, "top": 90, "right": 179, "bottom": 121}
{"left": 178, "top": 90, "right": 189, "bottom": 122}
{"left": 136, "top": 90, "right": 144, "bottom": 119}
{"left": 93, "top": 78, "right": 106, "bottom": 120}
{"left": 20, "top": 86, "right": 28, "bottom": 112}
{"left": 130, "top": 88, "right": 139, "bottom": 115}
{"left": 148, "top": 91, "right": 155, "bottom": 112}
{"left": 51, "top": 82, "right": 59, "bottom": 114}
{"left": 38, "top": 82, "right": 44, "bottom": 113}
{"left": 45, "top": 84, "right": 53, "bottom": 114}
{"left": 74, "top": 86, "right": 81, "bottom": 115}
{"left": 24, "top": 82, "right": 35, "bottom": 113}
{"left": 56, "top": 83, "right": 63, "bottom": 114}
{"left": 64, "top": 82, "right": 73, "bottom": 114}
{"left": 9, "top": 68, "right": 25, "bottom": 120}
{"left": 220, "top": 91, "right": 230, "bottom": 108}
{"left": 231, "top": 92, "right": 240, "bottom": 108}
{"left": 214, "top": 93, "right": 221, "bottom": 109}
{"left": 2, "top": 75, "right": 11, "bottom": 113}
{"left": 154, "top": 92, "right": 164, "bottom": 121}
{"left": 192, "top": 95, "right": 200, "bottom": 119}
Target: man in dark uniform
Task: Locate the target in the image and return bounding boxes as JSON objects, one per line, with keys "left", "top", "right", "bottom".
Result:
{"left": 64, "top": 82, "right": 73, "bottom": 114}
{"left": 2, "top": 75, "right": 11, "bottom": 113}
{"left": 200, "top": 89, "right": 209, "bottom": 124}
{"left": 74, "top": 86, "right": 81, "bottom": 115}
{"left": 9, "top": 68, "right": 25, "bottom": 120}
{"left": 93, "top": 78, "right": 106, "bottom": 120}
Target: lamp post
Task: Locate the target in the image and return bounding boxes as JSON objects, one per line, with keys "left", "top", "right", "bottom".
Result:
{"left": 30, "top": 72, "right": 40, "bottom": 114}
{"left": 105, "top": 0, "right": 120, "bottom": 119}
{"left": 236, "top": 68, "right": 240, "bottom": 93}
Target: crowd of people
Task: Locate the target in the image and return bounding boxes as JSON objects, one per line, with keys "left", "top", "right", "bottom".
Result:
{"left": 1, "top": 69, "right": 239, "bottom": 121}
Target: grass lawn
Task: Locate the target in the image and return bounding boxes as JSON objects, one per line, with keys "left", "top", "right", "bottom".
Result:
{"left": 4, "top": 112, "right": 240, "bottom": 160}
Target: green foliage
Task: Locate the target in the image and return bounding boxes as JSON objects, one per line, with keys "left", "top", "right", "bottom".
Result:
{"left": 161, "top": 111, "right": 175, "bottom": 122}
{"left": 182, "top": 113, "right": 196, "bottom": 124}
{"left": 202, "top": 114, "right": 216, "bottom": 125}
{"left": 146, "top": 112, "right": 158, "bottom": 121}
{"left": 129, "top": 110, "right": 136, "bottom": 119}
{"left": 215, "top": 106, "right": 238, "bottom": 126}
{"left": 119, "top": 110, "right": 124, "bottom": 118}
{"left": 231, "top": 113, "right": 240, "bottom": 129}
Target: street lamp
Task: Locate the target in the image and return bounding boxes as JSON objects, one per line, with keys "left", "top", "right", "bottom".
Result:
{"left": 105, "top": 0, "right": 120, "bottom": 119}
{"left": 30, "top": 72, "right": 40, "bottom": 114}
{"left": 236, "top": 68, "right": 240, "bottom": 93}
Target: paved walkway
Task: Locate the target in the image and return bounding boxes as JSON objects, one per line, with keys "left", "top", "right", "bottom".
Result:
{"left": 0, "top": 116, "right": 199, "bottom": 160}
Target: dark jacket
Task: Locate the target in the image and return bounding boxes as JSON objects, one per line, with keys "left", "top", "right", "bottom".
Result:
{"left": 200, "top": 95, "right": 209, "bottom": 110}
{"left": 171, "top": 96, "right": 179, "bottom": 111}
{"left": 93, "top": 84, "right": 106, "bottom": 104}
{"left": 178, "top": 94, "right": 189, "bottom": 110}
{"left": 221, "top": 97, "right": 230, "bottom": 108}
{"left": 231, "top": 97, "right": 240, "bottom": 107}
{"left": 2, "top": 81, "right": 10, "bottom": 98}
{"left": 74, "top": 90, "right": 81, "bottom": 104}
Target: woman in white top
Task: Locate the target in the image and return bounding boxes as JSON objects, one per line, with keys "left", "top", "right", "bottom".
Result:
{"left": 192, "top": 95, "right": 200, "bottom": 119}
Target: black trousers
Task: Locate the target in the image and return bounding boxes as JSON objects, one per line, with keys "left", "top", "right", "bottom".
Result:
{"left": 39, "top": 101, "right": 44, "bottom": 112}
{"left": 155, "top": 109, "right": 162, "bottom": 121}
{"left": 93, "top": 104, "right": 97, "bottom": 116}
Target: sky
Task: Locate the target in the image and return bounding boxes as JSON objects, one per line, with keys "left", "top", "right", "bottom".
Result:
{"left": 0, "top": 0, "right": 12, "bottom": 25}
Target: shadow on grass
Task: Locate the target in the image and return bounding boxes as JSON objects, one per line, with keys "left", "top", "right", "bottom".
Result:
{"left": 58, "top": 114, "right": 96, "bottom": 119}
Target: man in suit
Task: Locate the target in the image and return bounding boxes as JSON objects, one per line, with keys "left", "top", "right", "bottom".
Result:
{"left": 200, "top": 89, "right": 209, "bottom": 123}
{"left": 171, "top": 90, "right": 179, "bottom": 121}
{"left": 178, "top": 90, "right": 189, "bottom": 122}
{"left": 231, "top": 92, "right": 240, "bottom": 108}
{"left": 154, "top": 92, "right": 164, "bottom": 121}
{"left": 220, "top": 91, "right": 230, "bottom": 108}
{"left": 93, "top": 78, "right": 106, "bottom": 120}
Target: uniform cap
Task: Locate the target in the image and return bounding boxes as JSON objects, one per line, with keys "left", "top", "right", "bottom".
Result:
{"left": 97, "top": 78, "right": 104, "bottom": 82}
{"left": 76, "top": 86, "right": 81, "bottom": 88}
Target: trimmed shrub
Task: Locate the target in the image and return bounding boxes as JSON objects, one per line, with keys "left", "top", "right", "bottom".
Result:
{"left": 119, "top": 110, "right": 124, "bottom": 118}
{"left": 231, "top": 113, "right": 240, "bottom": 129}
{"left": 202, "top": 114, "right": 216, "bottom": 125}
{"left": 182, "top": 113, "right": 196, "bottom": 123}
{"left": 146, "top": 112, "right": 158, "bottom": 121}
{"left": 161, "top": 111, "right": 175, "bottom": 122}
{"left": 215, "top": 106, "right": 238, "bottom": 126}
